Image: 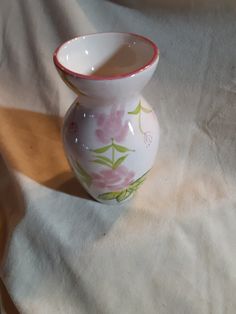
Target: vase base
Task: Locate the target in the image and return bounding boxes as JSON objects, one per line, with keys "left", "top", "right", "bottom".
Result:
{"left": 92, "top": 193, "right": 134, "bottom": 205}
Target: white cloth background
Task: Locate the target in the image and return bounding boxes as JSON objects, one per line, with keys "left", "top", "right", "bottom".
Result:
{"left": 0, "top": 0, "right": 236, "bottom": 313}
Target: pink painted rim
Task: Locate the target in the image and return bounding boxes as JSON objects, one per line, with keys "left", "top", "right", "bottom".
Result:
{"left": 53, "top": 32, "right": 159, "bottom": 81}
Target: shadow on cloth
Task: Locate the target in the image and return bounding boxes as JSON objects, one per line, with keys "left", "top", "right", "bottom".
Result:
{"left": 107, "top": 0, "right": 235, "bottom": 11}
{"left": 0, "top": 109, "right": 125, "bottom": 313}
{"left": 0, "top": 106, "right": 91, "bottom": 200}
{"left": 0, "top": 153, "right": 25, "bottom": 313}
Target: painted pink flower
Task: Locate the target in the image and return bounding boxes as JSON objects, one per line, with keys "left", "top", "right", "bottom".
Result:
{"left": 91, "top": 165, "right": 135, "bottom": 191}
{"left": 95, "top": 110, "right": 129, "bottom": 144}
{"left": 68, "top": 121, "right": 78, "bottom": 134}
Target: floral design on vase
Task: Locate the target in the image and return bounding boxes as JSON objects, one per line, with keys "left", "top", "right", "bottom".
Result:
{"left": 90, "top": 139, "right": 134, "bottom": 169}
{"left": 95, "top": 110, "right": 129, "bottom": 144}
{"left": 128, "top": 101, "right": 153, "bottom": 147}
{"left": 68, "top": 108, "right": 151, "bottom": 202}
{"left": 71, "top": 157, "right": 149, "bottom": 202}
{"left": 90, "top": 109, "right": 134, "bottom": 169}
{"left": 68, "top": 121, "right": 78, "bottom": 134}
{"left": 97, "top": 170, "right": 149, "bottom": 202}
{"left": 91, "top": 165, "right": 135, "bottom": 190}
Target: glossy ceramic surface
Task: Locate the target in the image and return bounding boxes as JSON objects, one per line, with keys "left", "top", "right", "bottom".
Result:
{"left": 54, "top": 32, "right": 160, "bottom": 204}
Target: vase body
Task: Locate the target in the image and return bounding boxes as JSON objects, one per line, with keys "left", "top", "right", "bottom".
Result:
{"left": 53, "top": 32, "right": 160, "bottom": 203}
{"left": 63, "top": 96, "right": 159, "bottom": 203}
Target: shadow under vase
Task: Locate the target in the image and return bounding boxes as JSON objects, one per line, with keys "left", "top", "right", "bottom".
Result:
{"left": 0, "top": 106, "right": 92, "bottom": 200}
{"left": 44, "top": 171, "right": 92, "bottom": 200}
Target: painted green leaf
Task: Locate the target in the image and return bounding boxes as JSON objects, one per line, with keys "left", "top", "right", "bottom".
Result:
{"left": 91, "top": 144, "right": 112, "bottom": 154}
{"left": 98, "top": 191, "right": 120, "bottom": 200}
{"left": 74, "top": 160, "right": 91, "bottom": 186}
{"left": 94, "top": 155, "right": 113, "bottom": 165}
{"left": 129, "top": 178, "right": 146, "bottom": 191}
{"left": 128, "top": 102, "right": 141, "bottom": 115}
{"left": 116, "top": 189, "right": 133, "bottom": 202}
{"left": 81, "top": 176, "right": 91, "bottom": 187}
{"left": 141, "top": 106, "right": 152, "bottom": 113}
{"left": 112, "top": 143, "right": 134, "bottom": 153}
{"left": 75, "top": 161, "right": 88, "bottom": 177}
{"left": 129, "top": 170, "right": 150, "bottom": 190}
{"left": 113, "top": 155, "right": 128, "bottom": 169}
{"left": 91, "top": 159, "right": 113, "bottom": 168}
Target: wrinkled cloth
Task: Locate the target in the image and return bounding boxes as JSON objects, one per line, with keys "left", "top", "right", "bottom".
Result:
{"left": 0, "top": 0, "right": 236, "bottom": 313}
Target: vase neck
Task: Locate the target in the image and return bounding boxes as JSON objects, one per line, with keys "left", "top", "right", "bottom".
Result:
{"left": 76, "top": 93, "right": 139, "bottom": 109}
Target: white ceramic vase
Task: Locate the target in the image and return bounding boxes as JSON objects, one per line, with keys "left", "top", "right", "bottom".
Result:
{"left": 53, "top": 32, "right": 160, "bottom": 204}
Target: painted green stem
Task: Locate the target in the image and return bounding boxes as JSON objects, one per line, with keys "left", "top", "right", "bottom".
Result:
{"left": 90, "top": 139, "right": 134, "bottom": 169}
{"left": 138, "top": 113, "right": 146, "bottom": 135}
{"left": 111, "top": 138, "right": 115, "bottom": 166}
{"left": 129, "top": 101, "right": 153, "bottom": 137}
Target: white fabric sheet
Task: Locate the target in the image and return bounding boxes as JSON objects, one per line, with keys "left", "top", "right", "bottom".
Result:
{"left": 0, "top": 0, "right": 236, "bottom": 313}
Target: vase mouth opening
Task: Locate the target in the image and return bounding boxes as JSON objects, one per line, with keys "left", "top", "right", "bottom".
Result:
{"left": 53, "top": 32, "right": 159, "bottom": 81}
